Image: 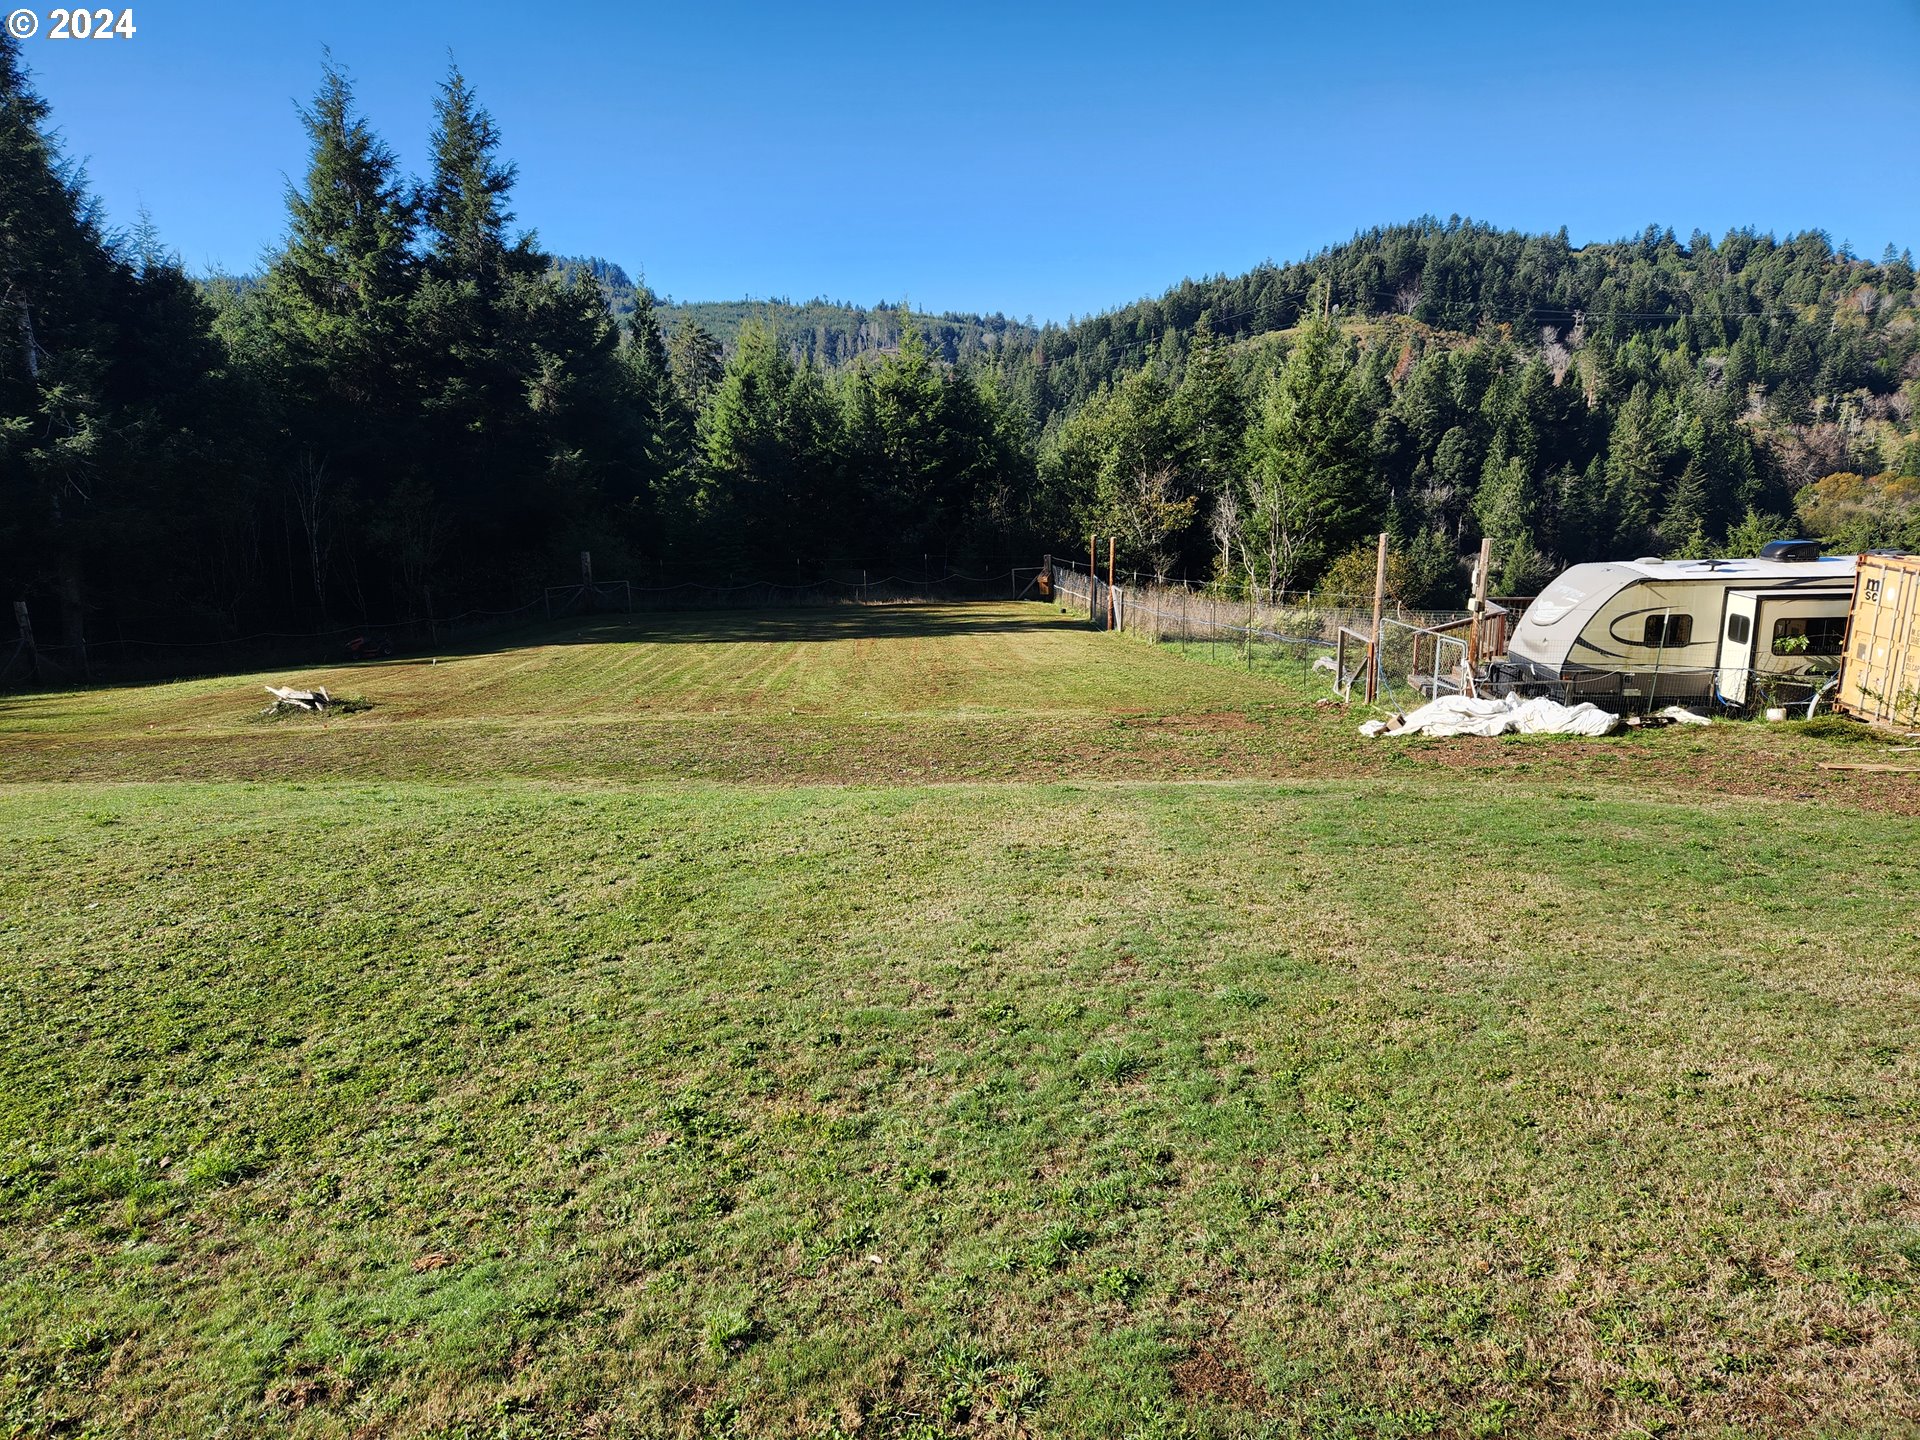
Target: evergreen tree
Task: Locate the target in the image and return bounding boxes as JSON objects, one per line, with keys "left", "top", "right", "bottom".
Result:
{"left": 405, "top": 65, "right": 643, "bottom": 599}
{"left": 848, "top": 327, "right": 951, "bottom": 552}
{"left": 243, "top": 58, "right": 418, "bottom": 616}
{"left": 698, "top": 322, "right": 837, "bottom": 571}
{"left": 1556, "top": 459, "right": 1611, "bottom": 564}
{"left": 1, "top": 33, "right": 252, "bottom": 654}
{"left": 0, "top": 29, "right": 119, "bottom": 653}
{"left": 1240, "top": 289, "right": 1376, "bottom": 594}
{"left": 840, "top": 327, "right": 1018, "bottom": 563}
{"left": 963, "top": 366, "right": 1045, "bottom": 555}
{"left": 1604, "top": 383, "right": 1665, "bottom": 554}
{"left": 1657, "top": 458, "right": 1712, "bottom": 553}
{"left": 420, "top": 68, "right": 532, "bottom": 287}
{"left": 1475, "top": 455, "right": 1551, "bottom": 588}
{"left": 1720, "top": 506, "right": 1791, "bottom": 559}
{"left": 258, "top": 57, "right": 416, "bottom": 408}
{"left": 668, "top": 320, "right": 724, "bottom": 411}
{"left": 1171, "top": 311, "right": 1245, "bottom": 574}
{"left": 622, "top": 284, "right": 696, "bottom": 554}
{"left": 404, "top": 64, "right": 539, "bottom": 606}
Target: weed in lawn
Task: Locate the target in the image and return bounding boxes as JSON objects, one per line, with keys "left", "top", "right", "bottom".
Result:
{"left": 704, "top": 1308, "right": 757, "bottom": 1358}
{"left": 1091, "top": 1265, "right": 1146, "bottom": 1303}
{"left": 1024, "top": 1221, "right": 1092, "bottom": 1273}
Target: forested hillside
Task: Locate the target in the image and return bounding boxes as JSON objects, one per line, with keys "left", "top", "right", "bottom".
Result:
{"left": 3, "top": 26, "right": 1916, "bottom": 672}
{"left": 996, "top": 221, "right": 1920, "bottom": 595}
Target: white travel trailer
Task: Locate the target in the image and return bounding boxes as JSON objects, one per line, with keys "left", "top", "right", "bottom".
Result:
{"left": 1492, "top": 543, "right": 1856, "bottom": 708}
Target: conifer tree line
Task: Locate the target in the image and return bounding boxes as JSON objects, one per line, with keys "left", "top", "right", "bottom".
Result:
{"left": 1, "top": 44, "right": 1041, "bottom": 658}
{"left": 5, "top": 34, "right": 1918, "bottom": 668}
{"left": 556, "top": 266, "right": 1039, "bottom": 374}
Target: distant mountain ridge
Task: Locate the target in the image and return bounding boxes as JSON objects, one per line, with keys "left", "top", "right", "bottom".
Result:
{"left": 550, "top": 256, "right": 1040, "bottom": 368}
{"left": 987, "top": 216, "right": 1920, "bottom": 418}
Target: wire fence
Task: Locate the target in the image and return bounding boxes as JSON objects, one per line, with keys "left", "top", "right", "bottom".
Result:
{"left": 1, "top": 565, "right": 1047, "bottom": 691}
{"left": 1047, "top": 558, "right": 1498, "bottom": 707}
{"left": 544, "top": 567, "right": 1042, "bottom": 619}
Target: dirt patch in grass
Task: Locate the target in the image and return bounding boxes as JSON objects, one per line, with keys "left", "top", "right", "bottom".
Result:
{"left": 1111, "top": 709, "right": 1262, "bottom": 732}
{"left": 1171, "top": 1339, "right": 1267, "bottom": 1407}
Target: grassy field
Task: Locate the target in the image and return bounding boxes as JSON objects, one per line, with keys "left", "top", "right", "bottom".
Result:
{"left": 3, "top": 602, "right": 1919, "bottom": 1438}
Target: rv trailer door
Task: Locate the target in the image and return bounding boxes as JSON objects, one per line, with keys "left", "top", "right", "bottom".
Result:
{"left": 1716, "top": 591, "right": 1759, "bottom": 705}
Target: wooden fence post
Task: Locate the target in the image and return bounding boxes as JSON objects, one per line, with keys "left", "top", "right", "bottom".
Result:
{"left": 1106, "top": 537, "right": 1117, "bottom": 630}
{"left": 1365, "top": 530, "right": 1388, "bottom": 704}
{"left": 1088, "top": 536, "right": 1097, "bottom": 625}
{"left": 1470, "top": 537, "right": 1493, "bottom": 670}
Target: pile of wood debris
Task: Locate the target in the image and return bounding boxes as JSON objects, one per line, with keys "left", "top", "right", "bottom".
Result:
{"left": 262, "top": 684, "right": 338, "bottom": 714}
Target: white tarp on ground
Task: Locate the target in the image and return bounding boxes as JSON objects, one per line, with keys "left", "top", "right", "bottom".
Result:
{"left": 1361, "top": 693, "right": 1620, "bottom": 739}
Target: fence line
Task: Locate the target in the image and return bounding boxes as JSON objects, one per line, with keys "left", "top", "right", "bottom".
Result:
{"left": 1046, "top": 558, "right": 1540, "bottom": 707}
{"left": 1044, "top": 562, "right": 1836, "bottom": 715}
{"left": 1048, "top": 560, "right": 1498, "bottom": 704}
{"left": 543, "top": 567, "right": 1042, "bottom": 618}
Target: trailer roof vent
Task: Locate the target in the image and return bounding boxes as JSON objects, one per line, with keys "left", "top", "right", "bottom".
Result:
{"left": 1759, "top": 539, "right": 1823, "bottom": 562}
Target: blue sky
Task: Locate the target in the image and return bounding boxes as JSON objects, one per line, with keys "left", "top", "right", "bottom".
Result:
{"left": 19, "top": 0, "right": 1920, "bottom": 323}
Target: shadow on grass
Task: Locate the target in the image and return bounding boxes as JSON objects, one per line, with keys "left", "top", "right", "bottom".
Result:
{"left": 541, "top": 601, "right": 1093, "bottom": 648}
{"left": 0, "top": 602, "right": 1097, "bottom": 712}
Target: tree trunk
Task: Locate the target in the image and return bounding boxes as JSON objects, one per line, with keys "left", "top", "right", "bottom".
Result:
{"left": 18, "top": 298, "right": 42, "bottom": 381}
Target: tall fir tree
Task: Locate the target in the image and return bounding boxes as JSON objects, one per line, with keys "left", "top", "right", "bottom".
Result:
{"left": 1604, "top": 383, "right": 1665, "bottom": 555}
{"left": 698, "top": 322, "right": 836, "bottom": 572}
{"left": 1240, "top": 288, "right": 1377, "bottom": 594}
{"left": 1172, "top": 310, "right": 1246, "bottom": 574}
{"left": 242, "top": 58, "right": 418, "bottom": 616}
{"left": 0, "top": 29, "right": 117, "bottom": 652}
{"left": 668, "top": 320, "right": 724, "bottom": 412}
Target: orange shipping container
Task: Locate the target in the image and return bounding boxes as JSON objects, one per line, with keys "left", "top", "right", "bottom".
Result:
{"left": 1838, "top": 553, "right": 1920, "bottom": 728}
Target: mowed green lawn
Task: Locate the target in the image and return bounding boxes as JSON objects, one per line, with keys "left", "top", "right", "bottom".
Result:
{"left": 0, "top": 605, "right": 1306, "bottom": 786}
{"left": 3, "top": 603, "right": 1919, "bottom": 1439}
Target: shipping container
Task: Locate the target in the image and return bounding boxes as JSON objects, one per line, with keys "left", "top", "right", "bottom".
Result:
{"left": 1837, "top": 552, "right": 1920, "bottom": 728}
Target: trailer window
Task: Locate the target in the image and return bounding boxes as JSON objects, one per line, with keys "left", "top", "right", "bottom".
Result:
{"left": 1643, "top": 614, "right": 1692, "bottom": 647}
{"left": 1771, "top": 616, "right": 1846, "bottom": 656}
{"left": 1725, "top": 612, "right": 1751, "bottom": 645}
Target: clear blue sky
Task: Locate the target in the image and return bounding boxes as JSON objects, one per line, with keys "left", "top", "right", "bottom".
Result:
{"left": 19, "top": 0, "right": 1920, "bottom": 323}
